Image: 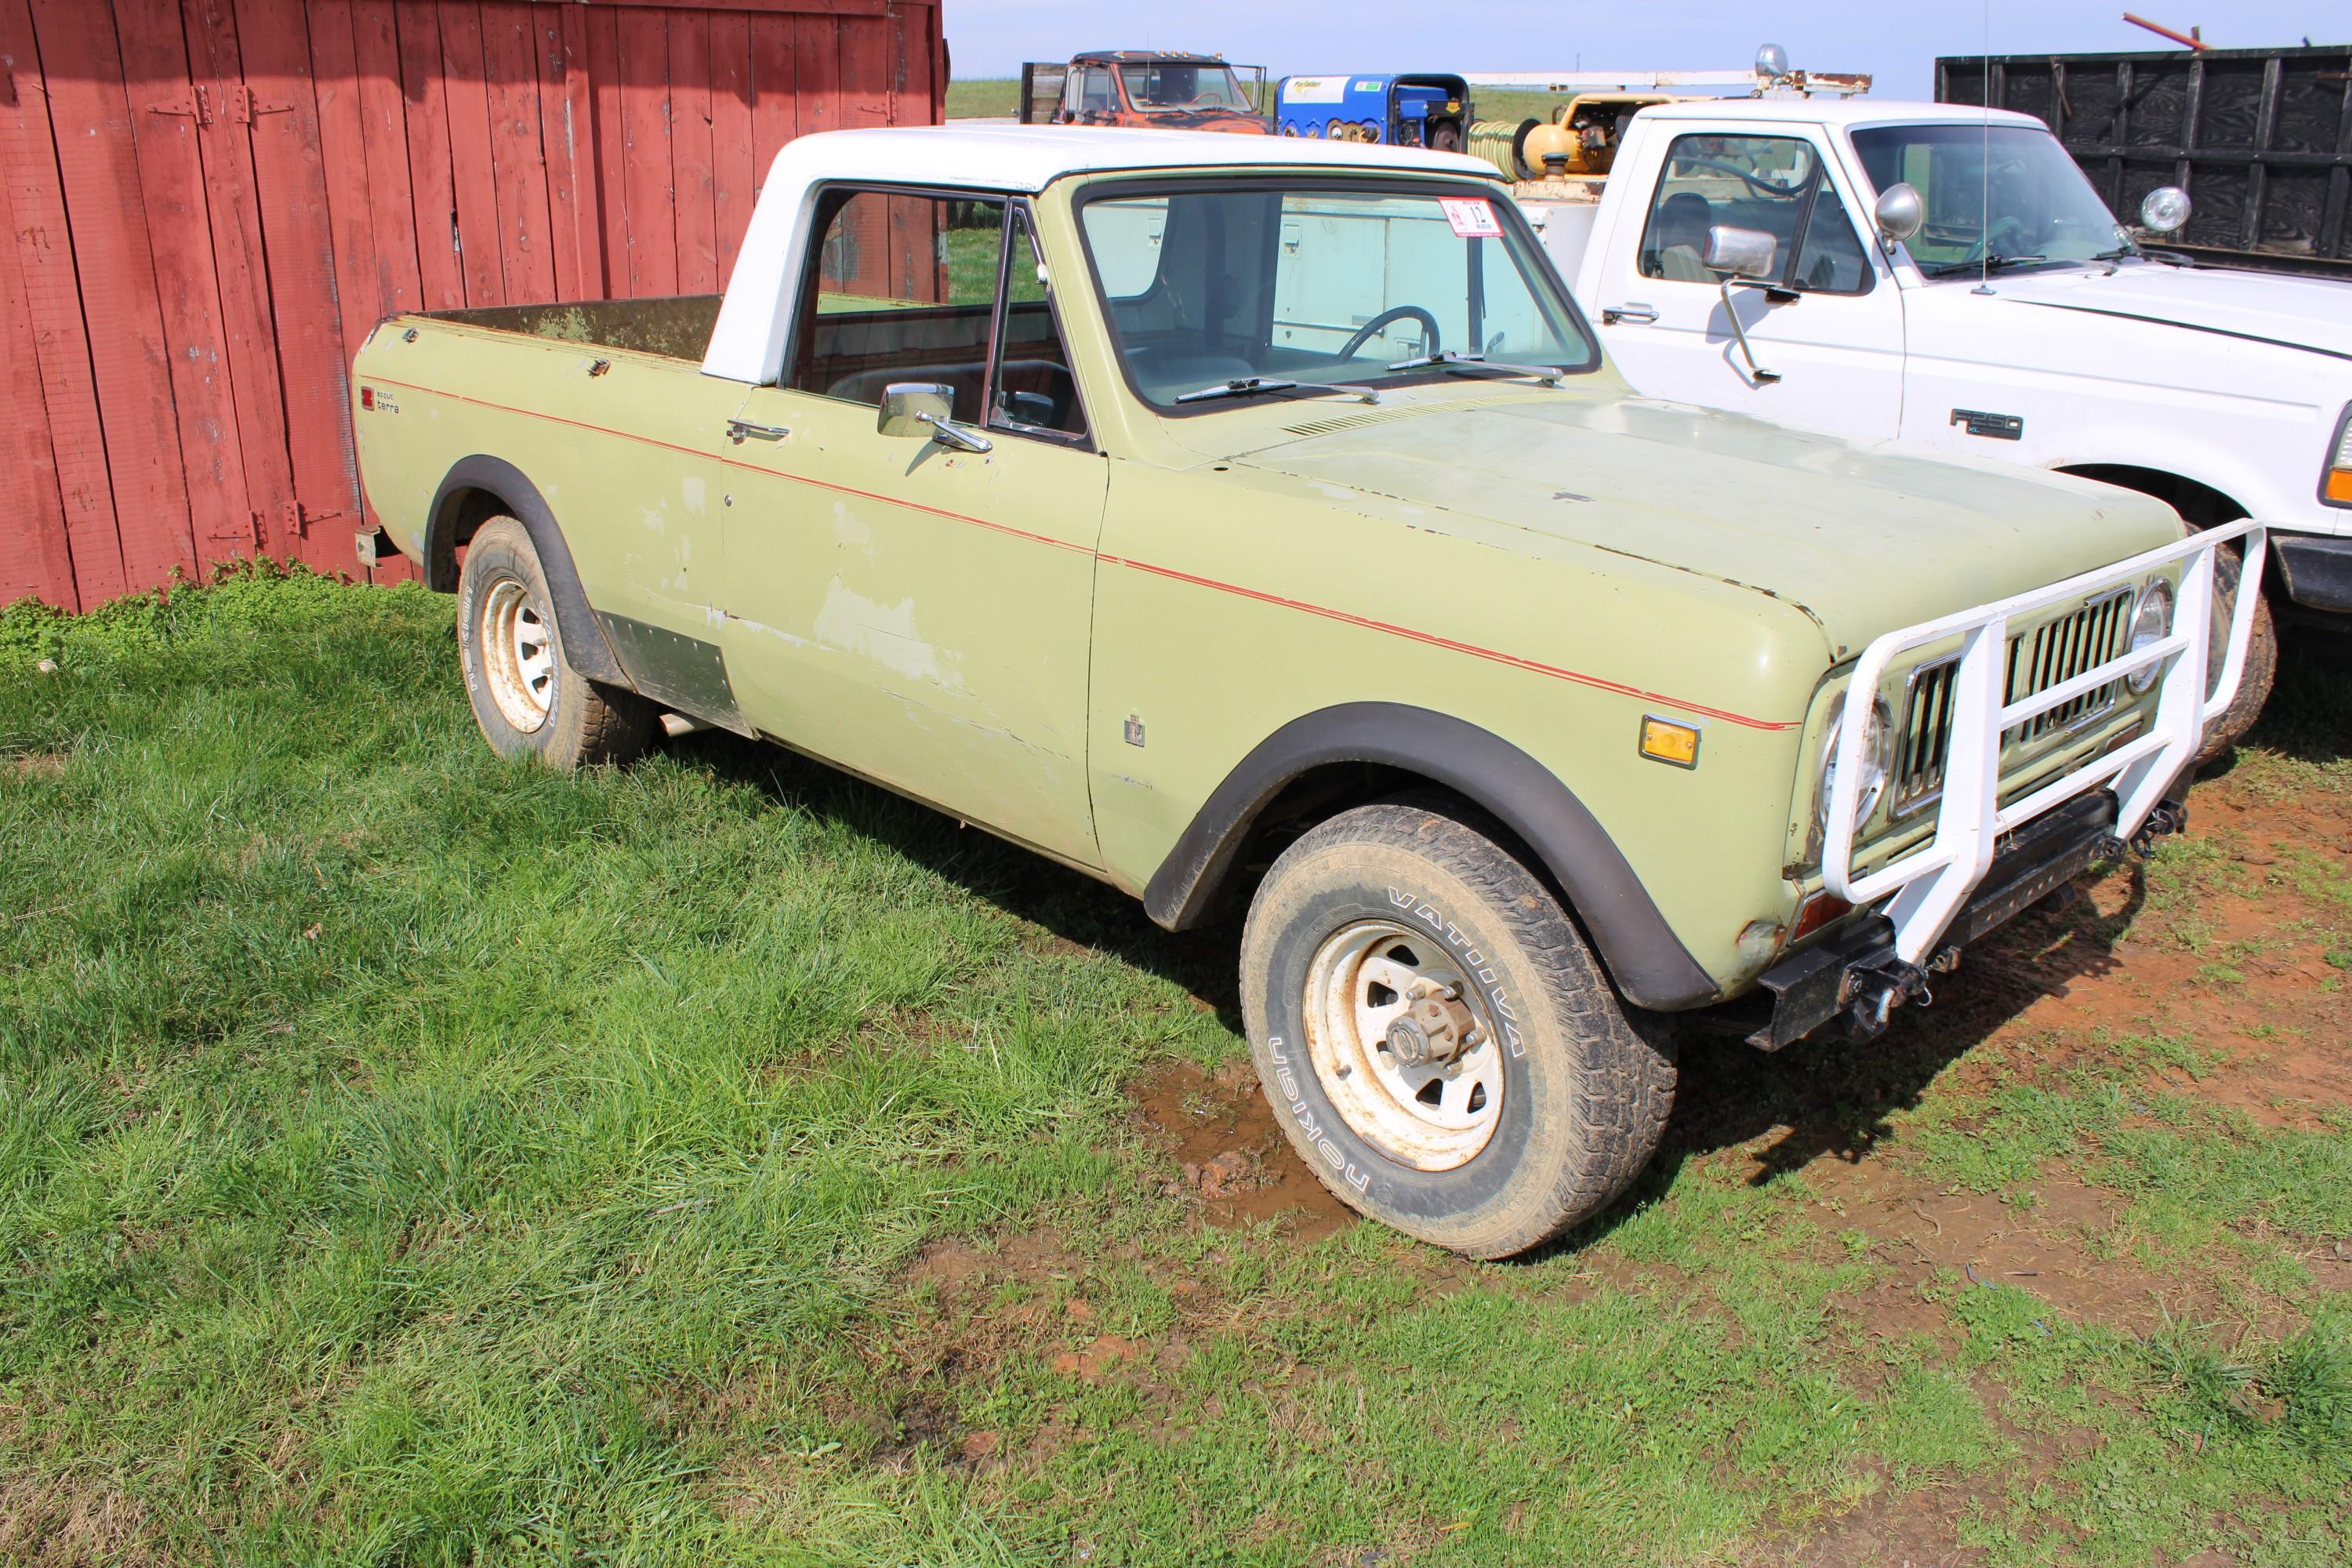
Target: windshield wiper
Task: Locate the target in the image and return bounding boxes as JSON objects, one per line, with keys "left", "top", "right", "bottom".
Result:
{"left": 1387, "top": 349, "right": 1566, "bottom": 386}
{"left": 1172, "top": 376, "right": 1378, "bottom": 406}
{"left": 1923, "top": 253, "right": 2049, "bottom": 278}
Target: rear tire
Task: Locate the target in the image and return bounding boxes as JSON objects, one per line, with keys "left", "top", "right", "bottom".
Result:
{"left": 1238, "top": 797, "right": 1676, "bottom": 1258}
{"left": 456, "top": 516, "right": 653, "bottom": 769}
{"left": 2197, "top": 546, "right": 2277, "bottom": 766}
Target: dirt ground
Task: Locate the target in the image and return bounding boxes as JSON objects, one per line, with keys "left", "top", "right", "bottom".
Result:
{"left": 886, "top": 742, "right": 2351, "bottom": 1563}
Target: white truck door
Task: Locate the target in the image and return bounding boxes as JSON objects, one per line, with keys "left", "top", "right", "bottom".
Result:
{"left": 1585, "top": 124, "right": 1904, "bottom": 437}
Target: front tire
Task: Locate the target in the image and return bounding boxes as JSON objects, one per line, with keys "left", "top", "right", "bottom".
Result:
{"left": 2196, "top": 545, "right": 2277, "bottom": 766}
{"left": 1238, "top": 797, "right": 1676, "bottom": 1258}
{"left": 456, "top": 516, "right": 653, "bottom": 769}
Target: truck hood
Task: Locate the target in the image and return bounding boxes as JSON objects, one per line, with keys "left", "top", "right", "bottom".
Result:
{"left": 1123, "top": 110, "right": 1272, "bottom": 134}
{"left": 1976, "top": 260, "right": 2352, "bottom": 362}
{"left": 1230, "top": 392, "right": 2184, "bottom": 657}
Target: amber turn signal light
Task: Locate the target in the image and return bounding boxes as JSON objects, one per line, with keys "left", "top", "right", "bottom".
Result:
{"left": 1639, "top": 715, "right": 1700, "bottom": 768}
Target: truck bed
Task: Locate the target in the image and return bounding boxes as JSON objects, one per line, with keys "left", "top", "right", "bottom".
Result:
{"left": 425, "top": 294, "right": 724, "bottom": 361}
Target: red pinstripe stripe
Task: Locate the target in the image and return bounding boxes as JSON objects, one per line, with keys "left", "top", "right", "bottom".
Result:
{"left": 366, "top": 372, "right": 1087, "bottom": 554}
{"left": 1099, "top": 554, "right": 1799, "bottom": 731}
{"left": 367, "top": 370, "right": 1799, "bottom": 732}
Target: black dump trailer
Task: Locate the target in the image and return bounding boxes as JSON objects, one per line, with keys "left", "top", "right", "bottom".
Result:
{"left": 1936, "top": 45, "right": 2352, "bottom": 278}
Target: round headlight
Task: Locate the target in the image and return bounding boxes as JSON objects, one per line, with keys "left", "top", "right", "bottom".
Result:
{"left": 1820, "top": 695, "right": 1893, "bottom": 829}
{"left": 2127, "top": 579, "right": 2174, "bottom": 693}
{"left": 2140, "top": 185, "right": 2192, "bottom": 236}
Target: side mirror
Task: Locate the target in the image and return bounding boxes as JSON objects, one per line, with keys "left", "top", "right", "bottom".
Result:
{"left": 877, "top": 382, "right": 991, "bottom": 452}
{"left": 2140, "top": 185, "right": 2191, "bottom": 235}
{"left": 1702, "top": 224, "right": 1778, "bottom": 280}
{"left": 1872, "top": 182, "right": 1926, "bottom": 245}
{"left": 878, "top": 382, "right": 953, "bottom": 437}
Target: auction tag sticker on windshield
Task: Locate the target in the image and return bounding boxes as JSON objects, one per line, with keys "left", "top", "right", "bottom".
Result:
{"left": 1441, "top": 198, "right": 1504, "bottom": 239}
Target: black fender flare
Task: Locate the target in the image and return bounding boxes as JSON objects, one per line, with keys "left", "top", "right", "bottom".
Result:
{"left": 424, "top": 454, "right": 626, "bottom": 686}
{"left": 1142, "top": 702, "right": 1719, "bottom": 1011}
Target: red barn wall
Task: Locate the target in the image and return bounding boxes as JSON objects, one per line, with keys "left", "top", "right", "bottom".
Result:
{"left": 0, "top": 0, "right": 945, "bottom": 610}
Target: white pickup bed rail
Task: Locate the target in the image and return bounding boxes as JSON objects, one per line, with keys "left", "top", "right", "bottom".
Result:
{"left": 1822, "top": 520, "right": 2269, "bottom": 966}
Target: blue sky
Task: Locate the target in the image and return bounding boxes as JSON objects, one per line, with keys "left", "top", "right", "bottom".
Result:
{"left": 944, "top": 1, "right": 2349, "bottom": 100}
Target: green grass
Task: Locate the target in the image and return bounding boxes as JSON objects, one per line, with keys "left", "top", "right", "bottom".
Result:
{"left": 3, "top": 571, "right": 2348, "bottom": 1564}
{"left": 946, "top": 78, "right": 1018, "bottom": 121}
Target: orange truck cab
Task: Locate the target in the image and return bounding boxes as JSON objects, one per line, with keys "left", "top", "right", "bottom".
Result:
{"left": 1018, "top": 51, "right": 1272, "bottom": 134}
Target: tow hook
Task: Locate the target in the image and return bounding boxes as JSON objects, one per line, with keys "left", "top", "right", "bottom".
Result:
{"left": 2131, "top": 800, "right": 2190, "bottom": 858}
{"left": 1841, "top": 947, "right": 1962, "bottom": 1040}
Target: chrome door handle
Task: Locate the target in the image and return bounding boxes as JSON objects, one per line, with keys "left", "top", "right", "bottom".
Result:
{"left": 725, "top": 419, "right": 788, "bottom": 444}
{"left": 1602, "top": 303, "right": 1658, "bottom": 325}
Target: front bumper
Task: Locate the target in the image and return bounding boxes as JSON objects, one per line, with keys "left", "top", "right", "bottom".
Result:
{"left": 1743, "top": 786, "right": 2175, "bottom": 1050}
{"left": 2274, "top": 532, "right": 2352, "bottom": 615}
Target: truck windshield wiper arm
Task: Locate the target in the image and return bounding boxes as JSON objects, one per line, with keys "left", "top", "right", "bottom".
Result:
{"left": 1172, "top": 376, "right": 1378, "bottom": 405}
{"left": 1387, "top": 350, "right": 1565, "bottom": 386}
{"left": 1923, "top": 253, "right": 2048, "bottom": 278}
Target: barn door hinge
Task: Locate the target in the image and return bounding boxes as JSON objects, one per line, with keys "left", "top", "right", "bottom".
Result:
{"left": 147, "top": 85, "right": 291, "bottom": 125}
{"left": 281, "top": 500, "right": 344, "bottom": 539}
{"left": 149, "top": 86, "right": 211, "bottom": 124}
{"left": 225, "top": 85, "right": 292, "bottom": 124}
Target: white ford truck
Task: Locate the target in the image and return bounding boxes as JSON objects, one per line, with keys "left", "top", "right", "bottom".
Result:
{"left": 1532, "top": 96, "right": 2352, "bottom": 750}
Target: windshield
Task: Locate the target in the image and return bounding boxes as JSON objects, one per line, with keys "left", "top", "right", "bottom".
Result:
{"left": 1077, "top": 182, "right": 1599, "bottom": 411}
{"left": 1120, "top": 62, "right": 1256, "bottom": 112}
{"left": 1850, "top": 124, "right": 2132, "bottom": 274}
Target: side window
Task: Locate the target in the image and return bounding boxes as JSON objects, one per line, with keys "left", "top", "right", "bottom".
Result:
{"left": 1074, "top": 67, "right": 1115, "bottom": 116}
{"left": 788, "top": 189, "right": 1005, "bottom": 421}
{"left": 990, "top": 207, "right": 1088, "bottom": 440}
{"left": 1791, "top": 180, "right": 1870, "bottom": 294}
{"left": 1637, "top": 134, "right": 1872, "bottom": 296}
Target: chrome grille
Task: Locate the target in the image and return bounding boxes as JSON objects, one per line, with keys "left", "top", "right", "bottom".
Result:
{"left": 1890, "top": 655, "right": 1960, "bottom": 815}
{"left": 1888, "top": 586, "right": 2136, "bottom": 818}
{"left": 2002, "top": 586, "right": 2133, "bottom": 746}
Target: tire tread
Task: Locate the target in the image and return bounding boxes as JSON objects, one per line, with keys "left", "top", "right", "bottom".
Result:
{"left": 1242, "top": 795, "right": 1677, "bottom": 1258}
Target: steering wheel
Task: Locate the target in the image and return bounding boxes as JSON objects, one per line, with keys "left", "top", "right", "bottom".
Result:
{"left": 1953, "top": 214, "right": 2031, "bottom": 266}
{"left": 1338, "top": 304, "right": 1442, "bottom": 361}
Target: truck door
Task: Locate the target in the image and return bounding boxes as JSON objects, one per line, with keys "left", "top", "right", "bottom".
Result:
{"left": 1588, "top": 126, "right": 1905, "bottom": 437}
{"left": 713, "top": 191, "right": 1107, "bottom": 869}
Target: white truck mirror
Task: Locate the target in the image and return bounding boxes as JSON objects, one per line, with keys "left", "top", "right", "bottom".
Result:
{"left": 1701, "top": 224, "right": 1778, "bottom": 279}
{"left": 1873, "top": 183, "right": 1926, "bottom": 244}
{"left": 1697, "top": 227, "right": 1783, "bottom": 386}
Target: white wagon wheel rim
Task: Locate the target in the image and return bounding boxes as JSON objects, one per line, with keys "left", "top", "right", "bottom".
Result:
{"left": 1302, "top": 919, "right": 1505, "bottom": 1172}
{"left": 479, "top": 575, "right": 556, "bottom": 734}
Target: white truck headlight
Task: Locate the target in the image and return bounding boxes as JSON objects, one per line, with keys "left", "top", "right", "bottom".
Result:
{"left": 2326, "top": 404, "right": 2352, "bottom": 508}
{"left": 2126, "top": 579, "right": 2173, "bottom": 693}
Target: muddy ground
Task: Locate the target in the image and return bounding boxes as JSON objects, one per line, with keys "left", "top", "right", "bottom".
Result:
{"left": 876, "top": 729, "right": 2351, "bottom": 1563}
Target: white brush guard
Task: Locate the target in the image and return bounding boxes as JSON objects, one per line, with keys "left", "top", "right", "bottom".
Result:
{"left": 1820, "top": 520, "right": 2268, "bottom": 968}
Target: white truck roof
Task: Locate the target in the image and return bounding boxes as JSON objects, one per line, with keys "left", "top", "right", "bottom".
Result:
{"left": 1634, "top": 97, "right": 2046, "bottom": 132}
{"left": 705, "top": 125, "right": 1501, "bottom": 383}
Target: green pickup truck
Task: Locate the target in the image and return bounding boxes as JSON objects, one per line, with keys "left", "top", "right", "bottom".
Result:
{"left": 350, "top": 126, "right": 2265, "bottom": 1258}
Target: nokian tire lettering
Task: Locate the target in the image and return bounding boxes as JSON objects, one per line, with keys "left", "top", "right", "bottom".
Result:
{"left": 1240, "top": 797, "right": 1677, "bottom": 1258}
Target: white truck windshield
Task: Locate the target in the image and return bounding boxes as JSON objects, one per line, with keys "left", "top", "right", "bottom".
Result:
{"left": 1851, "top": 124, "right": 2132, "bottom": 274}
{"left": 1079, "top": 183, "right": 1599, "bottom": 409}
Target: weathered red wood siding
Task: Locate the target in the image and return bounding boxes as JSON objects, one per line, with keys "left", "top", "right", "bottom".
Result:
{"left": 0, "top": 0, "right": 944, "bottom": 610}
